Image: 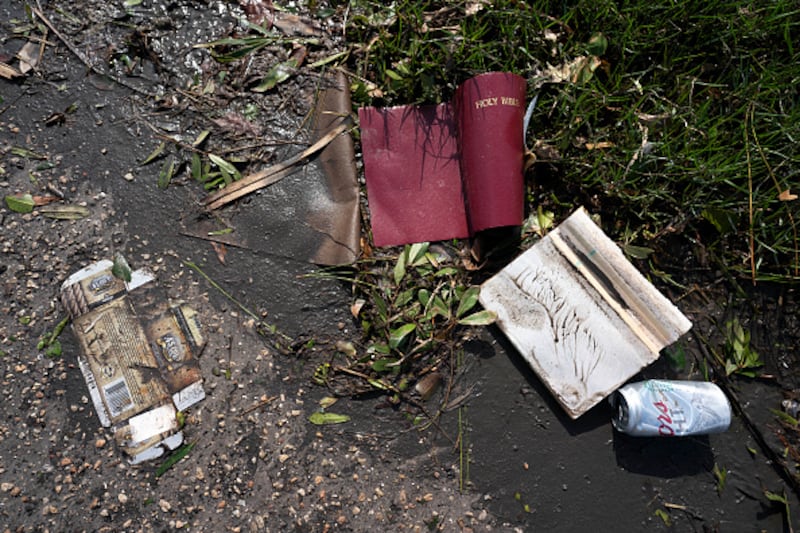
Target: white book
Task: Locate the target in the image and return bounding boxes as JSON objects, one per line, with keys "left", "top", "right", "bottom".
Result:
{"left": 479, "top": 207, "right": 692, "bottom": 419}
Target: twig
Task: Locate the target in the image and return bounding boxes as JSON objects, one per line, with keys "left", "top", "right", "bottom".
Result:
{"left": 237, "top": 395, "right": 278, "bottom": 418}
{"left": 744, "top": 104, "right": 756, "bottom": 285}
{"left": 32, "top": 5, "right": 154, "bottom": 97}
{"left": 183, "top": 260, "right": 292, "bottom": 343}
{"left": 203, "top": 117, "right": 351, "bottom": 210}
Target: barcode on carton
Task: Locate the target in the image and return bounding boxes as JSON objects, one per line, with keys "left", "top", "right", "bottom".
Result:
{"left": 104, "top": 378, "right": 134, "bottom": 417}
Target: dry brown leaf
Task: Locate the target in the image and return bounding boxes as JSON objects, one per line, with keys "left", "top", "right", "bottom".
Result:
{"left": 778, "top": 189, "right": 798, "bottom": 201}
{"left": 240, "top": 0, "right": 272, "bottom": 25}
{"left": 542, "top": 55, "right": 601, "bottom": 84}
{"left": 211, "top": 241, "right": 227, "bottom": 264}
{"left": 289, "top": 45, "right": 308, "bottom": 67}
{"left": 465, "top": 0, "right": 491, "bottom": 16}
{"left": 32, "top": 195, "right": 60, "bottom": 206}
{"left": 273, "top": 12, "right": 321, "bottom": 37}
{"left": 210, "top": 112, "right": 262, "bottom": 137}
{"left": 0, "top": 61, "right": 22, "bottom": 79}
{"left": 350, "top": 298, "right": 366, "bottom": 318}
{"left": 585, "top": 141, "right": 615, "bottom": 150}
{"left": 18, "top": 42, "right": 40, "bottom": 74}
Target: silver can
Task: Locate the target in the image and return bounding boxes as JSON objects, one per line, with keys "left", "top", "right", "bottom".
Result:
{"left": 610, "top": 380, "right": 731, "bottom": 436}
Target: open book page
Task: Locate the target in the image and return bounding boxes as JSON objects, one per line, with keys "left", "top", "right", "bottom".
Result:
{"left": 358, "top": 72, "right": 527, "bottom": 247}
{"left": 359, "top": 102, "right": 468, "bottom": 246}
{"left": 479, "top": 208, "right": 692, "bottom": 419}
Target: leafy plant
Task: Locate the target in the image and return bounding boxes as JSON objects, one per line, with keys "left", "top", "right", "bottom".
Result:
{"left": 722, "top": 318, "right": 763, "bottom": 377}
{"left": 712, "top": 463, "right": 727, "bottom": 494}
{"left": 37, "top": 315, "right": 69, "bottom": 359}
{"left": 154, "top": 442, "right": 195, "bottom": 479}
{"left": 764, "top": 489, "right": 793, "bottom": 531}
{"left": 313, "top": 242, "right": 495, "bottom": 403}
{"left": 653, "top": 508, "right": 671, "bottom": 527}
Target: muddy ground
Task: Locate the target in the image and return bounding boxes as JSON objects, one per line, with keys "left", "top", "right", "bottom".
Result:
{"left": 1, "top": 1, "right": 799, "bottom": 532}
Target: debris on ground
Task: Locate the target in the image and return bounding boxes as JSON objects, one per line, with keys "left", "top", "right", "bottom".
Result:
{"left": 479, "top": 207, "right": 692, "bottom": 418}
{"left": 60, "top": 260, "right": 205, "bottom": 464}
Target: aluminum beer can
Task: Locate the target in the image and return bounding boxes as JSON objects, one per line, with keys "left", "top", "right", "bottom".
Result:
{"left": 610, "top": 380, "right": 731, "bottom": 436}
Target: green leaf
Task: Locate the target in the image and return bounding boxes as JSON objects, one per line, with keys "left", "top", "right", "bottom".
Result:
{"left": 457, "top": 309, "right": 497, "bottom": 326}
{"left": 367, "top": 378, "right": 389, "bottom": 390}
{"left": 408, "top": 242, "right": 429, "bottom": 265}
{"left": 38, "top": 204, "right": 90, "bottom": 220}
{"left": 764, "top": 489, "right": 788, "bottom": 504}
{"left": 207, "top": 154, "right": 240, "bottom": 180}
{"left": 308, "top": 411, "right": 350, "bottom": 425}
{"left": 389, "top": 323, "right": 416, "bottom": 350}
{"left": 653, "top": 509, "right": 671, "bottom": 527}
{"left": 371, "top": 290, "right": 389, "bottom": 325}
{"left": 45, "top": 339, "right": 62, "bottom": 358}
{"left": 712, "top": 463, "right": 727, "bottom": 493}
{"left": 11, "top": 146, "right": 47, "bottom": 160}
{"left": 393, "top": 247, "right": 408, "bottom": 285}
{"left": 434, "top": 267, "right": 459, "bottom": 277}
{"left": 5, "top": 193, "right": 34, "bottom": 213}
{"left": 664, "top": 345, "right": 687, "bottom": 372}
{"left": 112, "top": 253, "right": 132, "bottom": 283}
{"left": 395, "top": 288, "right": 415, "bottom": 308}
{"left": 417, "top": 288, "right": 431, "bottom": 306}
{"left": 155, "top": 442, "right": 195, "bottom": 478}
{"left": 368, "top": 343, "right": 391, "bottom": 355}
{"left": 252, "top": 58, "right": 299, "bottom": 92}
{"left": 197, "top": 37, "right": 275, "bottom": 63}
{"left": 141, "top": 142, "right": 166, "bottom": 166}
{"left": 371, "top": 357, "right": 397, "bottom": 372}
{"left": 309, "top": 49, "right": 350, "bottom": 68}
{"left": 586, "top": 32, "right": 608, "bottom": 56}
{"left": 158, "top": 157, "right": 175, "bottom": 189}
{"left": 385, "top": 68, "right": 403, "bottom": 81}
{"left": 456, "top": 286, "right": 480, "bottom": 318}
{"left": 429, "top": 295, "right": 450, "bottom": 319}
{"left": 702, "top": 207, "right": 738, "bottom": 234}
{"left": 623, "top": 244, "right": 654, "bottom": 259}
{"left": 191, "top": 153, "right": 202, "bottom": 181}
{"left": 192, "top": 129, "right": 211, "bottom": 147}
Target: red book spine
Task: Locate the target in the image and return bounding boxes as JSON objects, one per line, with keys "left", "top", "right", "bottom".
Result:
{"left": 454, "top": 72, "right": 527, "bottom": 234}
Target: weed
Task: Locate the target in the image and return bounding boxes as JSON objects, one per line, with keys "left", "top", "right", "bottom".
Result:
{"left": 311, "top": 242, "right": 494, "bottom": 407}
{"left": 722, "top": 318, "right": 763, "bottom": 377}
{"left": 154, "top": 442, "right": 195, "bottom": 479}
{"left": 712, "top": 463, "right": 727, "bottom": 494}
{"left": 37, "top": 315, "right": 69, "bottom": 359}
{"left": 654, "top": 508, "right": 672, "bottom": 527}
{"left": 764, "top": 489, "right": 793, "bottom": 531}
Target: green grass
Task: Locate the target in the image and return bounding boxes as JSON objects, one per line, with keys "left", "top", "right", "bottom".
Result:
{"left": 346, "top": 0, "right": 800, "bottom": 281}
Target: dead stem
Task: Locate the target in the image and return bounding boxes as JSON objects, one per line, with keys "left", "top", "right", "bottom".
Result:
{"left": 745, "top": 103, "right": 756, "bottom": 285}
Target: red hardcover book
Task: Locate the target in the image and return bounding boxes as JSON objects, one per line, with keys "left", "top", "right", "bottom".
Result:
{"left": 358, "top": 72, "right": 527, "bottom": 247}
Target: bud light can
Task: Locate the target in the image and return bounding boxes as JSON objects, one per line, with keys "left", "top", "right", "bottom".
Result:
{"left": 610, "top": 380, "right": 731, "bottom": 436}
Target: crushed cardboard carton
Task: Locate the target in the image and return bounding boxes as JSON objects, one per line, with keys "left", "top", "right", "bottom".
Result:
{"left": 61, "top": 260, "right": 205, "bottom": 464}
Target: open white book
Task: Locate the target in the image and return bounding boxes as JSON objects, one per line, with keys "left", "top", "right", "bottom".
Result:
{"left": 479, "top": 207, "right": 692, "bottom": 419}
